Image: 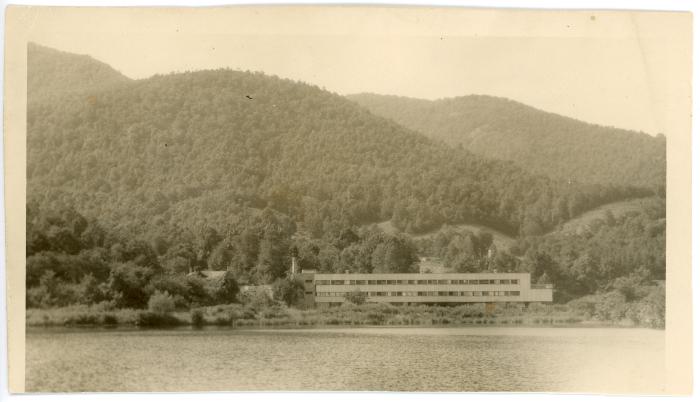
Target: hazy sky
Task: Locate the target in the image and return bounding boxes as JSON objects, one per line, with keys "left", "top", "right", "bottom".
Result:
{"left": 22, "top": 6, "right": 691, "bottom": 137}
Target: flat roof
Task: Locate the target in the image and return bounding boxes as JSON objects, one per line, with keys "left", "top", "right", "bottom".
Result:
{"left": 313, "top": 272, "right": 530, "bottom": 279}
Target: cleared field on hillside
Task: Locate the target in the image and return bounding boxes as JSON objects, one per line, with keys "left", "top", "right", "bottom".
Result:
{"left": 373, "top": 221, "right": 516, "bottom": 252}
{"left": 371, "top": 197, "right": 651, "bottom": 248}
{"left": 555, "top": 197, "right": 650, "bottom": 235}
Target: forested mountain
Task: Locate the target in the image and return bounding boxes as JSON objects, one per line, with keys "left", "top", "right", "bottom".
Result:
{"left": 26, "top": 45, "right": 664, "bottom": 311}
{"left": 347, "top": 93, "right": 666, "bottom": 190}
{"left": 28, "top": 69, "right": 649, "bottom": 240}
{"left": 28, "top": 42, "right": 131, "bottom": 104}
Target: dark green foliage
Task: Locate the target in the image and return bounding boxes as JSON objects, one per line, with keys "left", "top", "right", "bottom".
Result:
{"left": 28, "top": 63, "right": 646, "bottom": 240}
{"left": 418, "top": 227, "right": 511, "bottom": 273}
{"left": 107, "top": 262, "right": 154, "bottom": 308}
{"left": 190, "top": 309, "right": 205, "bottom": 327}
{"left": 102, "top": 314, "right": 118, "bottom": 326}
{"left": 214, "top": 271, "right": 240, "bottom": 304}
{"left": 370, "top": 235, "right": 419, "bottom": 273}
{"left": 348, "top": 93, "right": 665, "bottom": 190}
{"left": 272, "top": 277, "right": 305, "bottom": 307}
{"left": 135, "top": 311, "right": 182, "bottom": 327}
{"left": 517, "top": 197, "right": 665, "bottom": 302}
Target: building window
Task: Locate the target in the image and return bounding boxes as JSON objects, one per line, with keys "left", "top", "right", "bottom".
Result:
{"left": 448, "top": 291, "right": 458, "bottom": 296}
{"left": 317, "top": 280, "right": 330, "bottom": 285}
{"left": 499, "top": 279, "right": 510, "bottom": 285}
{"left": 331, "top": 280, "right": 343, "bottom": 285}
{"left": 355, "top": 280, "right": 366, "bottom": 285}
{"left": 511, "top": 279, "right": 519, "bottom": 285}
{"left": 469, "top": 280, "right": 479, "bottom": 285}
{"left": 407, "top": 280, "right": 415, "bottom": 284}
{"left": 508, "top": 291, "right": 521, "bottom": 296}
{"left": 418, "top": 280, "right": 427, "bottom": 285}
{"left": 368, "top": 280, "right": 377, "bottom": 285}
{"left": 376, "top": 292, "right": 387, "bottom": 296}
{"left": 473, "top": 291, "right": 482, "bottom": 296}
{"left": 479, "top": 280, "right": 489, "bottom": 284}
{"left": 387, "top": 280, "right": 396, "bottom": 285}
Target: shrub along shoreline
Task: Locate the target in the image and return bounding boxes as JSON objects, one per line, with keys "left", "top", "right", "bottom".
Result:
{"left": 26, "top": 299, "right": 664, "bottom": 330}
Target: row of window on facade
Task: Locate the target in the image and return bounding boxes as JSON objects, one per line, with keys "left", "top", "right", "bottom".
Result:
{"left": 316, "top": 290, "right": 522, "bottom": 297}
{"left": 315, "top": 279, "right": 520, "bottom": 286}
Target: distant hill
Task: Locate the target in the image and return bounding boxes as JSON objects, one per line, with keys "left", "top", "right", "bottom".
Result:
{"left": 28, "top": 42, "right": 131, "bottom": 103}
{"left": 347, "top": 93, "right": 666, "bottom": 190}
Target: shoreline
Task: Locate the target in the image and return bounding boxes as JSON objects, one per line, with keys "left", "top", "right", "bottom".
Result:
{"left": 27, "top": 303, "right": 658, "bottom": 330}
{"left": 27, "top": 322, "right": 653, "bottom": 331}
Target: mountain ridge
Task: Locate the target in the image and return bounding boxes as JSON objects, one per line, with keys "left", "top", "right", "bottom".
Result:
{"left": 347, "top": 92, "right": 666, "bottom": 189}
{"left": 28, "top": 42, "right": 132, "bottom": 104}
{"left": 27, "top": 46, "right": 650, "bottom": 241}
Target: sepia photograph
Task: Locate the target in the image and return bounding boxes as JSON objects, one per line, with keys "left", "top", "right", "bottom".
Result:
{"left": 1, "top": 3, "right": 694, "bottom": 396}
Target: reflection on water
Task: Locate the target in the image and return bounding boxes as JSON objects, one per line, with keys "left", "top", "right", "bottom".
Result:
{"left": 26, "top": 326, "right": 665, "bottom": 393}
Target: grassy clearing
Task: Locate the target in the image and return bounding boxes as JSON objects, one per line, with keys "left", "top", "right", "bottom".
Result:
{"left": 555, "top": 198, "right": 649, "bottom": 235}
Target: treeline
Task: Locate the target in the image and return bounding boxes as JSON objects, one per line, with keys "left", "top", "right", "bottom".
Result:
{"left": 348, "top": 93, "right": 666, "bottom": 190}
{"left": 26, "top": 203, "right": 420, "bottom": 309}
{"left": 412, "top": 197, "right": 665, "bottom": 306}
{"left": 415, "top": 229, "right": 519, "bottom": 274}
{"left": 514, "top": 197, "right": 666, "bottom": 302}
{"left": 28, "top": 67, "right": 651, "bottom": 241}
{"left": 28, "top": 196, "right": 664, "bottom": 313}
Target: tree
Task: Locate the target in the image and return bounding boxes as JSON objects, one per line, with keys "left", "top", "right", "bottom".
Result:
{"left": 371, "top": 236, "right": 419, "bottom": 273}
{"left": 215, "top": 270, "right": 240, "bottom": 304}
{"left": 492, "top": 250, "right": 517, "bottom": 273}
{"left": 272, "top": 277, "right": 305, "bottom": 307}
{"left": 207, "top": 242, "right": 233, "bottom": 270}
{"left": 106, "top": 262, "right": 154, "bottom": 308}
{"left": 148, "top": 290, "right": 176, "bottom": 314}
{"left": 255, "top": 234, "right": 290, "bottom": 283}
{"left": 537, "top": 272, "right": 551, "bottom": 285}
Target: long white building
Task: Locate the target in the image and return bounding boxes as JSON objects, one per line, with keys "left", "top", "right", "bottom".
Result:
{"left": 298, "top": 271, "right": 553, "bottom": 308}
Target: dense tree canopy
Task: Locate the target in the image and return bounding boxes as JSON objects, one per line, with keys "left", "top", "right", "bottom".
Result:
{"left": 348, "top": 93, "right": 666, "bottom": 190}
{"left": 25, "top": 45, "right": 666, "bottom": 313}
{"left": 28, "top": 68, "right": 650, "bottom": 240}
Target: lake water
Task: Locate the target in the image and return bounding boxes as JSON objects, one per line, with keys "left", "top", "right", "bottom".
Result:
{"left": 26, "top": 326, "right": 665, "bottom": 393}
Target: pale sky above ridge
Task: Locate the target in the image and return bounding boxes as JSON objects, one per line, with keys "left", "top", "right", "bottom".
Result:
{"left": 22, "top": 6, "right": 691, "bottom": 137}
